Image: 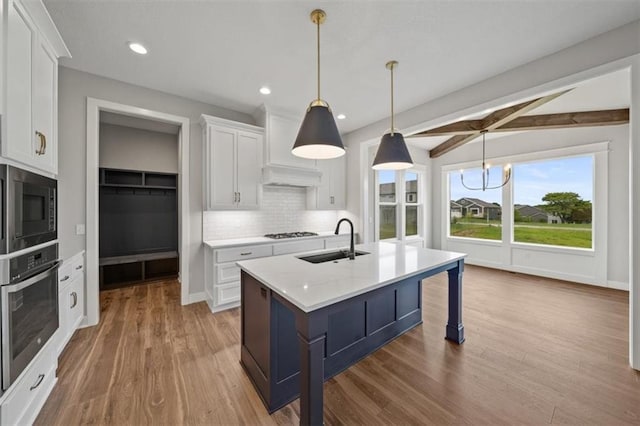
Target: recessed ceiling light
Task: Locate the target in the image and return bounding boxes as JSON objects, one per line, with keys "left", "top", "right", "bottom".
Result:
{"left": 128, "top": 42, "right": 148, "bottom": 55}
{"left": 259, "top": 86, "right": 271, "bottom": 95}
{"left": 337, "top": 114, "right": 346, "bottom": 120}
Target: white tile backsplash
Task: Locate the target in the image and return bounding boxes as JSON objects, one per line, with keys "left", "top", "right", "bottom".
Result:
{"left": 203, "top": 186, "right": 347, "bottom": 240}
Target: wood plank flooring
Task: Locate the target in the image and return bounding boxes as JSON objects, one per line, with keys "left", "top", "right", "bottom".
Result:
{"left": 36, "top": 266, "right": 640, "bottom": 425}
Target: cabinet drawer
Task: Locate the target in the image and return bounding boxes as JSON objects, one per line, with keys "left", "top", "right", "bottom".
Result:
{"left": 273, "top": 239, "right": 324, "bottom": 256}
{"left": 0, "top": 343, "right": 56, "bottom": 426}
{"left": 216, "top": 244, "right": 272, "bottom": 263}
{"left": 216, "top": 282, "right": 241, "bottom": 305}
{"left": 70, "top": 255, "right": 84, "bottom": 278}
{"left": 58, "top": 262, "right": 73, "bottom": 290}
{"left": 216, "top": 262, "right": 240, "bottom": 284}
{"left": 325, "top": 236, "right": 350, "bottom": 250}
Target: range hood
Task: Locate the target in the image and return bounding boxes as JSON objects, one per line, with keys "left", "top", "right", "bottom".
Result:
{"left": 262, "top": 165, "right": 322, "bottom": 187}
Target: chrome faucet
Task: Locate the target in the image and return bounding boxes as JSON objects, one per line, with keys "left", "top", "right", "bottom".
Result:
{"left": 334, "top": 218, "right": 355, "bottom": 260}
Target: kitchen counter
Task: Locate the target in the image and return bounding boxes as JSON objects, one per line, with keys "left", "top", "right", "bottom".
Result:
{"left": 204, "top": 231, "right": 349, "bottom": 249}
{"left": 237, "top": 242, "right": 465, "bottom": 312}
{"left": 238, "top": 242, "right": 467, "bottom": 425}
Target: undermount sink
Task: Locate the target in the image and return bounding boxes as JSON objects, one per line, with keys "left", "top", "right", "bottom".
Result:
{"left": 297, "top": 250, "right": 369, "bottom": 264}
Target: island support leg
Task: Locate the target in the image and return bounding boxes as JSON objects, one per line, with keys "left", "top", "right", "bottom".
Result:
{"left": 296, "top": 316, "right": 326, "bottom": 426}
{"left": 446, "top": 259, "right": 465, "bottom": 344}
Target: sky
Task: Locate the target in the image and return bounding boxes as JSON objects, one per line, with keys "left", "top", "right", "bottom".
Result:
{"left": 449, "top": 155, "right": 593, "bottom": 206}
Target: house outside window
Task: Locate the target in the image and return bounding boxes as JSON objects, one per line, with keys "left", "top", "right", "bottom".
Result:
{"left": 448, "top": 166, "right": 503, "bottom": 241}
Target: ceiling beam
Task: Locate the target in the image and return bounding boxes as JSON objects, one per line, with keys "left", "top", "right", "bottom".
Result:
{"left": 494, "top": 108, "right": 629, "bottom": 132}
{"left": 411, "top": 108, "right": 629, "bottom": 137}
{"left": 428, "top": 90, "right": 571, "bottom": 158}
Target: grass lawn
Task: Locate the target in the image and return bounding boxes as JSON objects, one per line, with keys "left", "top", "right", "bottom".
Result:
{"left": 450, "top": 220, "right": 592, "bottom": 248}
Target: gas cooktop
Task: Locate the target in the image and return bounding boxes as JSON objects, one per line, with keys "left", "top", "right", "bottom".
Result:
{"left": 264, "top": 232, "right": 319, "bottom": 240}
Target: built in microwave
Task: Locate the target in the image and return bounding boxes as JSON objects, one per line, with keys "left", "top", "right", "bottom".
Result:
{"left": 0, "top": 165, "right": 57, "bottom": 254}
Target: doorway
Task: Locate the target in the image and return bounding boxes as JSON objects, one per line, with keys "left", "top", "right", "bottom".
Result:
{"left": 85, "top": 98, "right": 190, "bottom": 326}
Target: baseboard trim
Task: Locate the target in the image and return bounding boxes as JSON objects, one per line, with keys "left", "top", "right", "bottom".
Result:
{"left": 607, "top": 280, "right": 629, "bottom": 291}
{"left": 187, "top": 291, "right": 208, "bottom": 304}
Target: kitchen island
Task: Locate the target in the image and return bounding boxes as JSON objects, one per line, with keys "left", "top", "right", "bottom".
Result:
{"left": 237, "top": 242, "right": 466, "bottom": 426}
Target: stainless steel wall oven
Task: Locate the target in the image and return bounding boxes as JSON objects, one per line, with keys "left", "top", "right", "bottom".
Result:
{"left": 0, "top": 165, "right": 57, "bottom": 254}
{"left": 0, "top": 243, "right": 59, "bottom": 393}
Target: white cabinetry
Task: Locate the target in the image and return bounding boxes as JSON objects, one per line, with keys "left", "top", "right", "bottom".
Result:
{"left": 255, "top": 105, "right": 315, "bottom": 170}
{"left": 0, "top": 340, "right": 57, "bottom": 426}
{"left": 307, "top": 155, "right": 346, "bottom": 210}
{"left": 204, "top": 235, "right": 352, "bottom": 313}
{"left": 201, "top": 115, "right": 264, "bottom": 210}
{"left": 56, "top": 251, "right": 85, "bottom": 356}
{"left": 2, "top": 0, "right": 70, "bottom": 175}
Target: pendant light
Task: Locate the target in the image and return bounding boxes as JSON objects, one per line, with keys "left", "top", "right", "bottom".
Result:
{"left": 460, "top": 130, "right": 512, "bottom": 191}
{"left": 372, "top": 61, "right": 413, "bottom": 170}
{"left": 292, "top": 9, "right": 345, "bottom": 160}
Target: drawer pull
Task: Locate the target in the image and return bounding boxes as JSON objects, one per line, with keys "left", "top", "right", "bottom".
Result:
{"left": 30, "top": 374, "right": 45, "bottom": 391}
{"left": 75, "top": 265, "right": 83, "bottom": 270}
{"left": 240, "top": 252, "right": 252, "bottom": 256}
{"left": 60, "top": 275, "right": 70, "bottom": 282}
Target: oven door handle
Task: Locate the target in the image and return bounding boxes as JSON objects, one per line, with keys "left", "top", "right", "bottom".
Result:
{"left": 4, "top": 261, "right": 61, "bottom": 292}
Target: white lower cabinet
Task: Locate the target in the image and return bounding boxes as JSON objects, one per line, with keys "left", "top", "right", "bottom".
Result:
{"left": 0, "top": 338, "right": 57, "bottom": 426}
{"left": 205, "top": 235, "right": 351, "bottom": 313}
{"left": 56, "top": 251, "right": 85, "bottom": 356}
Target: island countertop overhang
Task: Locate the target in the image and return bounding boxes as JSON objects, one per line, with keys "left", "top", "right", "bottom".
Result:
{"left": 237, "top": 242, "right": 466, "bottom": 313}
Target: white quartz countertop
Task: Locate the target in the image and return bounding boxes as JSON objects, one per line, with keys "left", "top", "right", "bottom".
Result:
{"left": 237, "top": 242, "right": 466, "bottom": 313}
{"left": 204, "top": 231, "right": 350, "bottom": 249}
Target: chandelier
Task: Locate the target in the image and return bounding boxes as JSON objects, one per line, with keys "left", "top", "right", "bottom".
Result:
{"left": 460, "top": 130, "right": 511, "bottom": 191}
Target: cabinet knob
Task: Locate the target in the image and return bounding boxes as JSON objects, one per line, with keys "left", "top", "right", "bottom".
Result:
{"left": 35, "top": 131, "right": 47, "bottom": 155}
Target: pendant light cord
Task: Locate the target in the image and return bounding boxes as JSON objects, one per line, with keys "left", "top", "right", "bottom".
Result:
{"left": 390, "top": 64, "right": 395, "bottom": 136}
{"left": 317, "top": 17, "right": 321, "bottom": 101}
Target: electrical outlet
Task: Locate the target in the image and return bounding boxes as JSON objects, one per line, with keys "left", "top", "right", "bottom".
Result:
{"left": 76, "top": 224, "right": 86, "bottom": 235}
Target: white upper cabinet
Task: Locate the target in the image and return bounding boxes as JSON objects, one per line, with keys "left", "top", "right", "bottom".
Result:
{"left": 2, "top": 0, "right": 69, "bottom": 175}
{"left": 307, "top": 155, "right": 346, "bottom": 210}
{"left": 254, "top": 105, "right": 316, "bottom": 170}
{"left": 201, "top": 115, "right": 264, "bottom": 210}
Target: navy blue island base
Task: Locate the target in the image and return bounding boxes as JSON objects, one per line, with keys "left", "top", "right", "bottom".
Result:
{"left": 240, "top": 258, "right": 465, "bottom": 426}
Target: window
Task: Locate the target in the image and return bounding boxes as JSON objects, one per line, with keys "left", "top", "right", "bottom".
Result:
{"left": 378, "top": 170, "right": 397, "bottom": 239}
{"left": 448, "top": 166, "right": 503, "bottom": 241}
{"left": 405, "top": 172, "right": 419, "bottom": 237}
{"left": 512, "top": 156, "right": 593, "bottom": 249}
{"left": 376, "top": 169, "right": 423, "bottom": 240}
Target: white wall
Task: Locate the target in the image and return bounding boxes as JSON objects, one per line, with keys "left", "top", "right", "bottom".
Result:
{"left": 58, "top": 67, "right": 253, "bottom": 296}
{"left": 431, "top": 125, "right": 629, "bottom": 287}
{"left": 203, "top": 186, "right": 348, "bottom": 241}
{"left": 99, "top": 123, "right": 178, "bottom": 173}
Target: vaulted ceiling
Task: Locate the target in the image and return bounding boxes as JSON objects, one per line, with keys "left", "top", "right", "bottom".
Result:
{"left": 45, "top": 1, "right": 640, "bottom": 134}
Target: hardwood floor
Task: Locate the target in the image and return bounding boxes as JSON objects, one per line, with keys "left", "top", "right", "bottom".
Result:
{"left": 36, "top": 266, "right": 639, "bottom": 425}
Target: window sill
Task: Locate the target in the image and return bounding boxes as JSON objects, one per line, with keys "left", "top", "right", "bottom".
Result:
{"left": 446, "top": 236, "right": 502, "bottom": 247}
{"left": 510, "top": 241, "right": 595, "bottom": 256}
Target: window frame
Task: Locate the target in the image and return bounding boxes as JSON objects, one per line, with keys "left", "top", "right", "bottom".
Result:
{"left": 441, "top": 141, "right": 608, "bottom": 254}
{"left": 374, "top": 167, "right": 425, "bottom": 242}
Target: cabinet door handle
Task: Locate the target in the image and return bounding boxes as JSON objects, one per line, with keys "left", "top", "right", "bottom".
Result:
{"left": 30, "top": 374, "right": 45, "bottom": 391}
{"left": 330, "top": 196, "right": 335, "bottom": 205}
{"left": 75, "top": 265, "right": 83, "bottom": 270}
{"left": 60, "top": 275, "right": 70, "bottom": 282}
{"left": 238, "top": 192, "right": 241, "bottom": 203}
{"left": 240, "top": 252, "right": 252, "bottom": 256}
{"left": 35, "top": 131, "right": 46, "bottom": 155}
{"left": 71, "top": 291, "right": 78, "bottom": 308}
{"left": 234, "top": 192, "right": 238, "bottom": 203}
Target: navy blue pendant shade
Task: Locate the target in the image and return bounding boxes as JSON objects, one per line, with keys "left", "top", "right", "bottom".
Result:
{"left": 372, "top": 132, "right": 413, "bottom": 170}
{"left": 292, "top": 104, "right": 345, "bottom": 159}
